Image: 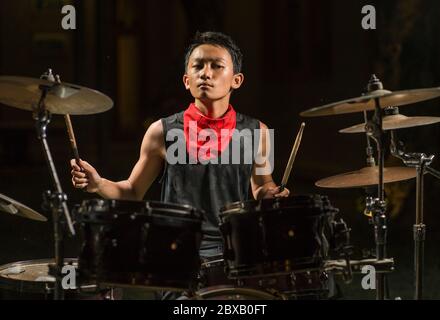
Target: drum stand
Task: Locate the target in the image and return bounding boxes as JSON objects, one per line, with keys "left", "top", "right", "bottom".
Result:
{"left": 33, "top": 70, "right": 76, "bottom": 300}
{"left": 390, "top": 130, "right": 440, "bottom": 300}
{"left": 363, "top": 75, "right": 389, "bottom": 300}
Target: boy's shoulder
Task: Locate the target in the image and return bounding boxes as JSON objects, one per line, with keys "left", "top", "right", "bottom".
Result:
{"left": 161, "top": 110, "right": 185, "bottom": 124}
{"left": 236, "top": 111, "right": 262, "bottom": 128}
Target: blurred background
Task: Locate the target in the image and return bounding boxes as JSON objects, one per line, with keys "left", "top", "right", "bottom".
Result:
{"left": 0, "top": 0, "right": 440, "bottom": 299}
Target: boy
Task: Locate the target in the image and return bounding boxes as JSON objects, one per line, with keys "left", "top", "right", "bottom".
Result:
{"left": 71, "top": 31, "right": 289, "bottom": 259}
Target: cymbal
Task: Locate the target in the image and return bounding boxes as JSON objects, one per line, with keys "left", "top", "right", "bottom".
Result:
{"left": 0, "top": 193, "right": 47, "bottom": 222}
{"left": 316, "top": 166, "right": 417, "bottom": 188}
{"left": 0, "top": 76, "right": 113, "bottom": 115}
{"left": 340, "top": 114, "right": 440, "bottom": 133}
{"left": 300, "top": 87, "right": 440, "bottom": 117}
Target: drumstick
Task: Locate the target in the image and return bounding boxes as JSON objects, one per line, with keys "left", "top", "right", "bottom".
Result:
{"left": 280, "top": 122, "right": 305, "bottom": 192}
{"left": 64, "top": 114, "right": 81, "bottom": 164}
{"left": 65, "top": 114, "right": 88, "bottom": 193}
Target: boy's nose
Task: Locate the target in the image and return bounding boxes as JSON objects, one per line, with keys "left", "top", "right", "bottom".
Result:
{"left": 201, "top": 66, "right": 212, "bottom": 79}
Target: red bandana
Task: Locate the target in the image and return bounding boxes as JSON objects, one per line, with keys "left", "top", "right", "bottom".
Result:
{"left": 184, "top": 103, "right": 237, "bottom": 162}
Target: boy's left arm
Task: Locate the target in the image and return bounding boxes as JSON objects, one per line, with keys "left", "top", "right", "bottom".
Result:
{"left": 251, "top": 122, "right": 290, "bottom": 200}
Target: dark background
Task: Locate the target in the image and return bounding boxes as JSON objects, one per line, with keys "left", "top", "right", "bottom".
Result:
{"left": 1, "top": 0, "right": 440, "bottom": 299}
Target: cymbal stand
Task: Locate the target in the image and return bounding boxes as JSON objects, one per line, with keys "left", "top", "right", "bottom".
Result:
{"left": 390, "top": 130, "right": 439, "bottom": 300}
{"left": 363, "top": 111, "right": 376, "bottom": 168}
{"left": 34, "top": 69, "right": 76, "bottom": 300}
{"left": 364, "top": 75, "right": 388, "bottom": 300}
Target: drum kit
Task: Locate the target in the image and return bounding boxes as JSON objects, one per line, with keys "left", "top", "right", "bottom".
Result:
{"left": 0, "top": 70, "right": 440, "bottom": 300}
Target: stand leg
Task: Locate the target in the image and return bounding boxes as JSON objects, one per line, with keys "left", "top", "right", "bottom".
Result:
{"left": 414, "top": 164, "right": 426, "bottom": 300}
{"left": 414, "top": 224, "right": 425, "bottom": 300}
{"left": 35, "top": 107, "right": 74, "bottom": 300}
{"left": 372, "top": 200, "right": 387, "bottom": 300}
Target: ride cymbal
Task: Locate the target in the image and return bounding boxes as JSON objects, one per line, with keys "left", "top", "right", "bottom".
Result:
{"left": 315, "top": 166, "right": 417, "bottom": 188}
{"left": 0, "top": 76, "right": 113, "bottom": 115}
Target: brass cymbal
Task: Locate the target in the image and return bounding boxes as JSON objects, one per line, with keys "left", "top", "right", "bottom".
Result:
{"left": 315, "top": 166, "right": 417, "bottom": 189}
{"left": 340, "top": 114, "right": 440, "bottom": 133}
{"left": 0, "top": 76, "right": 113, "bottom": 115}
{"left": 0, "top": 193, "right": 47, "bottom": 222}
{"left": 300, "top": 87, "right": 440, "bottom": 117}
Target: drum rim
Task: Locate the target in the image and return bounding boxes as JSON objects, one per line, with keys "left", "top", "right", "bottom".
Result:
{"left": 220, "top": 194, "right": 328, "bottom": 215}
{"left": 77, "top": 199, "right": 204, "bottom": 219}
{"left": 195, "top": 285, "right": 278, "bottom": 300}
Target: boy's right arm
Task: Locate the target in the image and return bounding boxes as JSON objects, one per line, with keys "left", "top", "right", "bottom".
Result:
{"left": 70, "top": 120, "right": 165, "bottom": 201}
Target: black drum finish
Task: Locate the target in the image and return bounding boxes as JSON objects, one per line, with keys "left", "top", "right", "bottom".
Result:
{"left": 219, "top": 195, "right": 338, "bottom": 278}
{"left": 76, "top": 199, "right": 203, "bottom": 291}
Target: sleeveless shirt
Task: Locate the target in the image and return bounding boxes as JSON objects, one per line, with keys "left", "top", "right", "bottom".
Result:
{"left": 160, "top": 110, "right": 261, "bottom": 250}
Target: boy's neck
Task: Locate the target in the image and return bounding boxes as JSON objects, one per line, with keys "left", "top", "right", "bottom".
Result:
{"left": 194, "top": 99, "right": 230, "bottom": 119}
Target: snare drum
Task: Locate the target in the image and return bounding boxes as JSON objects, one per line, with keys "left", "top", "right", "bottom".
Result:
{"left": 76, "top": 199, "right": 203, "bottom": 291}
{"left": 219, "top": 195, "right": 337, "bottom": 278}
{"left": 0, "top": 259, "right": 113, "bottom": 300}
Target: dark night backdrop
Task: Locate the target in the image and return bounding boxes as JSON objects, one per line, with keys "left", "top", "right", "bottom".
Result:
{"left": 1, "top": 0, "right": 440, "bottom": 299}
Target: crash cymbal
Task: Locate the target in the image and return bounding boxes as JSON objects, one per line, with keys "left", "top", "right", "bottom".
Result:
{"left": 0, "top": 76, "right": 113, "bottom": 115}
{"left": 316, "top": 166, "right": 417, "bottom": 188}
{"left": 340, "top": 114, "right": 440, "bottom": 133}
{"left": 0, "top": 193, "right": 47, "bottom": 222}
{"left": 300, "top": 87, "right": 440, "bottom": 117}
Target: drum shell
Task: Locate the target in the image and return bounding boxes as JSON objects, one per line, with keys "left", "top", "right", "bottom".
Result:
{"left": 76, "top": 199, "right": 203, "bottom": 290}
{"left": 220, "top": 195, "right": 336, "bottom": 277}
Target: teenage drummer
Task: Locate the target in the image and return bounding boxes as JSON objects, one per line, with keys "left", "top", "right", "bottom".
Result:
{"left": 70, "top": 31, "right": 289, "bottom": 260}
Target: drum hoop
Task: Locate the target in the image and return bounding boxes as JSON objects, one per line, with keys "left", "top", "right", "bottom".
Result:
{"left": 78, "top": 199, "right": 203, "bottom": 219}
{"left": 195, "top": 285, "right": 277, "bottom": 300}
{"left": 220, "top": 195, "right": 331, "bottom": 216}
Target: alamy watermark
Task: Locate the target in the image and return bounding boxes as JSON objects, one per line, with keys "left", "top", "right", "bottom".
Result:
{"left": 361, "top": 5, "right": 376, "bottom": 30}
{"left": 61, "top": 5, "right": 76, "bottom": 30}
{"left": 165, "top": 122, "right": 275, "bottom": 176}
{"left": 361, "top": 265, "right": 376, "bottom": 290}
{"left": 61, "top": 265, "right": 77, "bottom": 289}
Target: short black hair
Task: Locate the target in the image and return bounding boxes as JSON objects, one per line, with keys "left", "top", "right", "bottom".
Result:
{"left": 184, "top": 31, "right": 243, "bottom": 74}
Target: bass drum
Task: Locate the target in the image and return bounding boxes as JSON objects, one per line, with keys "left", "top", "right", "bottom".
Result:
{"left": 0, "top": 259, "right": 117, "bottom": 300}
{"left": 190, "top": 285, "right": 278, "bottom": 300}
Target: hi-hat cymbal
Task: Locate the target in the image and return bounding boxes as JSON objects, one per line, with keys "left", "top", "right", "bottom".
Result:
{"left": 0, "top": 193, "right": 47, "bottom": 222}
{"left": 0, "top": 76, "right": 113, "bottom": 115}
{"left": 300, "top": 87, "right": 440, "bottom": 117}
{"left": 340, "top": 114, "right": 440, "bottom": 133}
{"left": 316, "top": 166, "right": 417, "bottom": 189}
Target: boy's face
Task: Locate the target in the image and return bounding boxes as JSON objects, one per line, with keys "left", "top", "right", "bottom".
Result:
{"left": 183, "top": 44, "right": 243, "bottom": 103}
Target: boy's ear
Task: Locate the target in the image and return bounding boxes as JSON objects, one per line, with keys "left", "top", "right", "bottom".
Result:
{"left": 183, "top": 74, "right": 190, "bottom": 90}
{"left": 232, "top": 73, "right": 244, "bottom": 89}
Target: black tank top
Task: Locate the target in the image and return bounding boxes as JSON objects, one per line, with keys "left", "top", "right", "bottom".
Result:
{"left": 160, "top": 111, "right": 260, "bottom": 249}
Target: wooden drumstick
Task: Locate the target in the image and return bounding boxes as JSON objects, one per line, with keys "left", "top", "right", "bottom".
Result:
{"left": 280, "top": 122, "right": 305, "bottom": 192}
{"left": 64, "top": 114, "right": 81, "bottom": 164}
{"left": 65, "top": 114, "right": 88, "bottom": 192}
